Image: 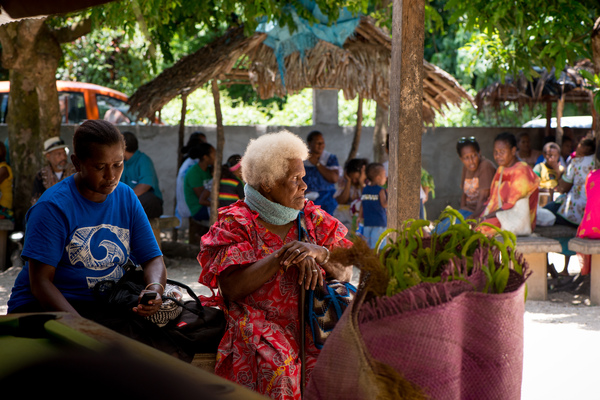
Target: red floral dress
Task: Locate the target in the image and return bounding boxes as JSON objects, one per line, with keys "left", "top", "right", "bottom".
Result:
{"left": 198, "top": 200, "right": 351, "bottom": 400}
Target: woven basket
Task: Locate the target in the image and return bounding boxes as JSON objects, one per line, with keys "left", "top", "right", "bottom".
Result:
{"left": 306, "top": 269, "right": 526, "bottom": 400}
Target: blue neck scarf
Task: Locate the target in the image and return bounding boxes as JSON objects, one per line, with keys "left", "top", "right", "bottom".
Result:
{"left": 244, "top": 184, "right": 300, "bottom": 225}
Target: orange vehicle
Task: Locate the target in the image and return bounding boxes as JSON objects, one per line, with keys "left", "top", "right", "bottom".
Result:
{"left": 0, "top": 81, "right": 135, "bottom": 124}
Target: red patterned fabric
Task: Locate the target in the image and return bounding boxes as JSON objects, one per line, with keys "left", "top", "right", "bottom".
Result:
{"left": 198, "top": 200, "right": 351, "bottom": 400}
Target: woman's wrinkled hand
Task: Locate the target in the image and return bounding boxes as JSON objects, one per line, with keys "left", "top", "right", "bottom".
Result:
{"left": 275, "top": 241, "right": 322, "bottom": 267}
{"left": 133, "top": 290, "right": 163, "bottom": 316}
{"left": 275, "top": 241, "right": 324, "bottom": 289}
{"left": 294, "top": 256, "right": 323, "bottom": 290}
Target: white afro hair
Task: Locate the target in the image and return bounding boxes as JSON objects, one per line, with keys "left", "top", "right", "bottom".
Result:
{"left": 242, "top": 130, "right": 309, "bottom": 189}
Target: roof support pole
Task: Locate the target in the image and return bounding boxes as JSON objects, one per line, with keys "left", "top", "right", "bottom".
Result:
{"left": 373, "top": 103, "right": 389, "bottom": 163}
{"left": 388, "top": 0, "right": 425, "bottom": 229}
{"left": 210, "top": 79, "right": 225, "bottom": 226}
{"left": 556, "top": 96, "right": 564, "bottom": 146}
{"left": 347, "top": 94, "right": 363, "bottom": 160}
{"left": 172, "top": 93, "right": 188, "bottom": 241}
{"left": 545, "top": 101, "right": 552, "bottom": 138}
{"left": 177, "top": 93, "right": 188, "bottom": 170}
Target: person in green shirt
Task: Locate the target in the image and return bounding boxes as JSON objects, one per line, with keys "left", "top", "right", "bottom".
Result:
{"left": 183, "top": 142, "right": 215, "bottom": 222}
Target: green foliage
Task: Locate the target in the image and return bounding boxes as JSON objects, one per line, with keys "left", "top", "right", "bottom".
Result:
{"left": 579, "top": 69, "right": 600, "bottom": 115}
{"left": 57, "top": 27, "right": 156, "bottom": 95}
{"left": 160, "top": 86, "right": 376, "bottom": 126}
{"left": 224, "top": 84, "right": 288, "bottom": 113}
{"left": 444, "top": 0, "right": 599, "bottom": 81}
{"left": 377, "top": 207, "right": 527, "bottom": 297}
{"left": 89, "top": 0, "right": 367, "bottom": 64}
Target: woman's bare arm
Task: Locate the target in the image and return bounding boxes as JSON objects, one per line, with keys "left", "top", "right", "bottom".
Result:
{"left": 218, "top": 254, "right": 282, "bottom": 302}
{"left": 29, "top": 259, "right": 79, "bottom": 314}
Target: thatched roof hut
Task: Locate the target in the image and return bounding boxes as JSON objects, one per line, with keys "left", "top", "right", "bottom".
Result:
{"left": 474, "top": 60, "right": 596, "bottom": 141}
{"left": 128, "top": 17, "right": 473, "bottom": 125}
{"left": 474, "top": 60, "right": 594, "bottom": 112}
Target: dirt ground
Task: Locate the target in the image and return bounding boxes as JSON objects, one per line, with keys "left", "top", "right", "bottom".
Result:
{"left": 1, "top": 242, "right": 598, "bottom": 399}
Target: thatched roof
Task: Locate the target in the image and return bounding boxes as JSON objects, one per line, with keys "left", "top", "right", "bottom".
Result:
{"left": 129, "top": 17, "right": 473, "bottom": 125}
{"left": 475, "top": 60, "right": 594, "bottom": 112}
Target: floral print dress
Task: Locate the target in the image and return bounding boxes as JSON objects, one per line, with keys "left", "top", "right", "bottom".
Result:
{"left": 198, "top": 200, "right": 351, "bottom": 400}
{"left": 557, "top": 155, "right": 595, "bottom": 225}
{"left": 479, "top": 161, "right": 540, "bottom": 236}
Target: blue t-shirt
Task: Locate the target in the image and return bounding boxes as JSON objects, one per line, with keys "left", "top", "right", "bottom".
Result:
{"left": 7, "top": 176, "right": 162, "bottom": 312}
{"left": 361, "top": 185, "right": 387, "bottom": 227}
{"left": 121, "top": 150, "right": 163, "bottom": 200}
{"left": 303, "top": 151, "right": 340, "bottom": 215}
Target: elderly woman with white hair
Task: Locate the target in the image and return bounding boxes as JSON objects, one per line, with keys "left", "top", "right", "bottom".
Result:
{"left": 198, "top": 130, "right": 352, "bottom": 400}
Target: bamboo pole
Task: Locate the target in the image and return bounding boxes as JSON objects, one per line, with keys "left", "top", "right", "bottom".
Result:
{"left": 177, "top": 94, "right": 188, "bottom": 170}
{"left": 556, "top": 96, "right": 565, "bottom": 145}
{"left": 388, "top": 0, "right": 425, "bottom": 229}
{"left": 347, "top": 94, "right": 363, "bottom": 160}
{"left": 210, "top": 79, "right": 225, "bottom": 226}
{"left": 373, "top": 103, "right": 389, "bottom": 163}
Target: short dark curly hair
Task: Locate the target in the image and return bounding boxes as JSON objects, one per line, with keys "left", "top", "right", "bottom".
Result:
{"left": 73, "top": 120, "right": 125, "bottom": 161}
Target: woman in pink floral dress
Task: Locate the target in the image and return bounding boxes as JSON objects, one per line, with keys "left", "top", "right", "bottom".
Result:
{"left": 198, "top": 130, "right": 353, "bottom": 399}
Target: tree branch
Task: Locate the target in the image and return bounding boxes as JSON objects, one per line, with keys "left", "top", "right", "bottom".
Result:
{"left": 53, "top": 18, "right": 92, "bottom": 43}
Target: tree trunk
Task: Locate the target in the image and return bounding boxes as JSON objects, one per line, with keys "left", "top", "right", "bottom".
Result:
{"left": 388, "top": 0, "right": 425, "bottom": 228}
{"left": 347, "top": 94, "right": 363, "bottom": 161}
{"left": 373, "top": 103, "right": 389, "bottom": 163}
{"left": 0, "top": 19, "right": 62, "bottom": 227}
{"left": 591, "top": 17, "right": 600, "bottom": 160}
{"left": 210, "top": 80, "right": 225, "bottom": 226}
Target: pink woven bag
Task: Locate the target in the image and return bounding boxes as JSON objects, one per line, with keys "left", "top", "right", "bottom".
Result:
{"left": 305, "top": 269, "right": 526, "bottom": 400}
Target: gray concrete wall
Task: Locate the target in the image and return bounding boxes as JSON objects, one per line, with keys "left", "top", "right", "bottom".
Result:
{"left": 0, "top": 124, "right": 549, "bottom": 220}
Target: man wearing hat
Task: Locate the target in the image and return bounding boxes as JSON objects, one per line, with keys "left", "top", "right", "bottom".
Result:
{"left": 31, "top": 137, "right": 76, "bottom": 206}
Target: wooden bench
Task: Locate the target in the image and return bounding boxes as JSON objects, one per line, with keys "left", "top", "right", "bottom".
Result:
{"left": 568, "top": 238, "right": 600, "bottom": 305}
{"left": 149, "top": 216, "right": 180, "bottom": 249}
{"left": 510, "top": 236, "right": 563, "bottom": 301}
{"left": 0, "top": 219, "right": 14, "bottom": 271}
{"left": 533, "top": 225, "right": 578, "bottom": 257}
{"left": 191, "top": 353, "right": 217, "bottom": 373}
{"left": 533, "top": 225, "right": 578, "bottom": 239}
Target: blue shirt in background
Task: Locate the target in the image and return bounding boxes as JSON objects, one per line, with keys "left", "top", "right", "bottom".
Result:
{"left": 121, "top": 150, "right": 163, "bottom": 200}
{"left": 304, "top": 150, "right": 340, "bottom": 215}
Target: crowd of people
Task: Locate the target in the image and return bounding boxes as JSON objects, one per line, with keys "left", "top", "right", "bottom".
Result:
{"left": 3, "top": 121, "right": 599, "bottom": 400}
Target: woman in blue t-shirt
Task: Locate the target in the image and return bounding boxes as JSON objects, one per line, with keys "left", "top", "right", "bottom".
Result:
{"left": 303, "top": 130, "right": 340, "bottom": 215}
{"left": 7, "top": 120, "right": 183, "bottom": 357}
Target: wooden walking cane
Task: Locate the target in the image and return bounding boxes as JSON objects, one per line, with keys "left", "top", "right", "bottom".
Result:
{"left": 299, "top": 284, "right": 306, "bottom": 397}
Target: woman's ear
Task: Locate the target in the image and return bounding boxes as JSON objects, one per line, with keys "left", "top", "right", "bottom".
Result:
{"left": 260, "top": 183, "right": 271, "bottom": 194}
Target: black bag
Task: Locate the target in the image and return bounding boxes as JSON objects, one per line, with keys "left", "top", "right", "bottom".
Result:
{"left": 93, "top": 265, "right": 226, "bottom": 355}
{"left": 162, "top": 280, "right": 227, "bottom": 355}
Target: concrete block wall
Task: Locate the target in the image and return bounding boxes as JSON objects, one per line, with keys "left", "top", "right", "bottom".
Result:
{"left": 0, "top": 124, "right": 549, "bottom": 220}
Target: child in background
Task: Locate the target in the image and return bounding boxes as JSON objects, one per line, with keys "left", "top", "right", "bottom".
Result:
{"left": 359, "top": 163, "right": 388, "bottom": 250}
{"left": 533, "top": 142, "right": 564, "bottom": 206}
{"left": 199, "top": 154, "right": 244, "bottom": 209}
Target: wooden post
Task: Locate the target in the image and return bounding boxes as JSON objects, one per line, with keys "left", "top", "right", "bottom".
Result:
{"left": 545, "top": 101, "right": 552, "bottom": 138}
{"left": 347, "top": 94, "right": 363, "bottom": 161}
{"left": 556, "top": 96, "right": 564, "bottom": 145}
{"left": 173, "top": 93, "right": 188, "bottom": 241}
{"left": 373, "top": 103, "right": 389, "bottom": 163}
{"left": 388, "top": 0, "right": 425, "bottom": 229}
{"left": 177, "top": 93, "right": 188, "bottom": 170}
{"left": 210, "top": 79, "right": 225, "bottom": 226}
